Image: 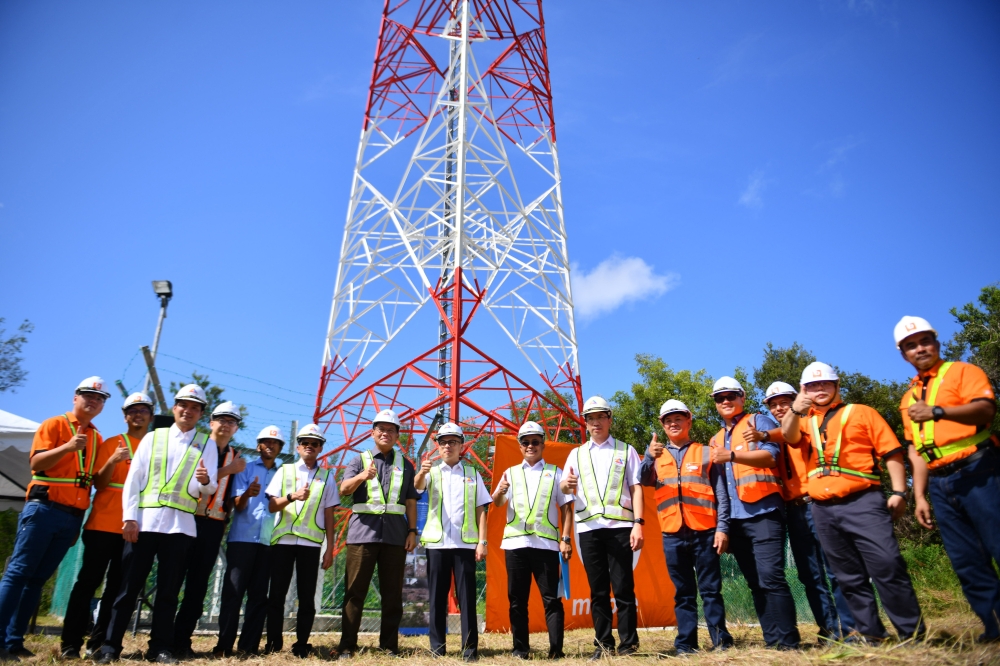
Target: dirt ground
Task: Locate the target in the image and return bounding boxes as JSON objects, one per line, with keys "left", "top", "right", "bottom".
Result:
{"left": 19, "top": 614, "right": 1000, "bottom": 666}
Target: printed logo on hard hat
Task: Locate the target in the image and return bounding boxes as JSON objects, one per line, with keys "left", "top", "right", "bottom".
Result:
{"left": 269, "top": 429, "right": 277, "bottom": 437}
{"left": 812, "top": 368, "right": 823, "bottom": 378}
{"left": 905, "top": 322, "right": 917, "bottom": 332}
{"left": 92, "top": 381, "right": 103, "bottom": 390}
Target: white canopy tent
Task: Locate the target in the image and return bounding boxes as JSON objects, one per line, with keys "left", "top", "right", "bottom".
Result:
{"left": 0, "top": 409, "right": 39, "bottom": 512}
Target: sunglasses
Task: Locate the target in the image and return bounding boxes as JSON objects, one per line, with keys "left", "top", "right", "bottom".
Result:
{"left": 713, "top": 393, "right": 742, "bottom": 404}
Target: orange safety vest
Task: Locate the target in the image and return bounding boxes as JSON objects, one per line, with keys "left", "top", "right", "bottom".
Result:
{"left": 653, "top": 443, "right": 717, "bottom": 533}
{"left": 711, "top": 414, "right": 782, "bottom": 503}
{"left": 196, "top": 446, "right": 234, "bottom": 521}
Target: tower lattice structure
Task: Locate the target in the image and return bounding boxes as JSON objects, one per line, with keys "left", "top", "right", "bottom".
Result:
{"left": 314, "top": 0, "right": 583, "bottom": 547}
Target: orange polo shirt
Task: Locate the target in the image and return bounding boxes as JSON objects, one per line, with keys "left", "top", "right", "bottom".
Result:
{"left": 797, "top": 401, "right": 904, "bottom": 501}
{"left": 85, "top": 433, "right": 142, "bottom": 533}
{"left": 900, "top": 360, "right": 997, "bottom": 470}
{"left": 28, "top": 412, "right": 103, "bottom": 511}
{"left": 780, "top": 438, "right": 811, "bottom": 501}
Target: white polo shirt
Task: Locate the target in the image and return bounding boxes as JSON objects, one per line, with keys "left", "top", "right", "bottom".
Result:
{"left": 562, "top": 437, "right": 641, "bottom": 534}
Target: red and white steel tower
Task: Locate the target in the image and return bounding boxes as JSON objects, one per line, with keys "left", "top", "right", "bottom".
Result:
{"left": 314, "top": 0, "right": 583, "bottom": 502}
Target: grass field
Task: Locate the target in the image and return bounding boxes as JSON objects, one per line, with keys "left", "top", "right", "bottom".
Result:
{"left": 16, "top": 612, "right": 1000, "bottom": 666}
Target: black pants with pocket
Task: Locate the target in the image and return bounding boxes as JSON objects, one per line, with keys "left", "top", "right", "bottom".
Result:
{"left": 61, "top": 530, "right": 125, "bottom": 654}
{"left": 214, "top": 542, "right": 272, "bottom": 654}
{"left": 578, "top": 527, "right": 637, "bottom": 652}
{"left": 265, "top": 544, "right": 320, "bottom": 651}
{"left": 505, "top": 547, "right": 564, "bottom": 657}
{"left": 427, "top": 548, "right": 479, "bottom": 657}
{"left": 173, "top": 516, "right": 227, "bottom": 652}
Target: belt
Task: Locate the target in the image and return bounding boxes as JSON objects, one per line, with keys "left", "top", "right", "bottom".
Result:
{"left": 812, "top": 487, "right": 878, "bottom": 507}
{"left": 27, "top": 498, "right": 85, "bottom": 518}
{"left": 786, "top": 495, "right": 812, "bottom": 506}
{"left": 928, "top": 447, "right": 992, "bottom": 478}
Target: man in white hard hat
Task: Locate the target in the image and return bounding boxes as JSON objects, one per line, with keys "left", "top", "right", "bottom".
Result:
{"left": 708, "top": 376, "right": 799, "bottom": 650}
{"left": 336, "top": 409, "right": 419, "bottom": 659}
{"left": 213, "top": 426, "right": 285, "bottom": 657}
{"left": 263, "top": 424, "right": 340, "bottom": 658}
{"left": 749, "top": 382, "right": 854, "bottom": 642}
{"left": 62, "top": 393, "right": 152, "bottom": 659}
{"left": 492, "top": 421, "right": 574, "bottom": 659}
{"left": 97, "top": 384, "right": 219, "bottom": 664}
{"left": 781, "top": 362, "right": 924, "bottom": 643}
{"left": 414, "top": 422, "right": 492, "bottom": 661}
{"left": 639, "top": 399, "right": 732, "bottom": 655}
{"left": 173, "top": 401, "right": 247, "bottom": 658}
{"left": 0, "top": 377, "right": 107, "bottom": 663}
{"left": 559, "top": 395, "right": 644, "bottom": 659}
{"left": 895, "top": 316, "right": 1000, "bottom": 642}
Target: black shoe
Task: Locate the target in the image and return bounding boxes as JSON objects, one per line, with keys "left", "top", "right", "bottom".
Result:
{"left": 8, "top": 649, "right": 33, "bottom": 659}
{"left": 978, "top": 633, "right": 1000, "bottom": 644}
{"left": 616, "top": 645, "right": 638, "bottom": 657}
{"left": 0, "top": 648, "right": 21, "bottom": 663}
{"left": 93, "top": 648, "right": 118, "bottom": 664}
{"left": 588, "top": 648, "right": 606, "bottom": 661}
{"left": 210, "top": 647, "right": 233, "bottom": 659}
{"left": 337, "top": 651, "right": 353, "bottom": 661}
{"left": 511, "top": 652, "right": 528, "bottom": 660}
{"left": 547, "top": 651, "right": 564, "bottom": 660}
{"left": 290, "top": 644, "right": 312, "bottom": 659}
{"left": 462, "top": 653, "right": 478, "bottom": 663}
{"left": 61, "top": 648, "right": 81, "bottom": 660}
{"left": 261, "top": 645, "right": 280, "bottom": 656}
{"left": 150, "top": 651, "right": 178, "bottom": 664}
{"left": 711, "top": 641, "right": 733, "bottom": 652}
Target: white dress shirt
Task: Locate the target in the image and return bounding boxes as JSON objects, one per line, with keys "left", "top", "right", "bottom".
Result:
{"left": 265, "top": 458, "right": 341, "bottom": 547}
{"left": 122, "top": 424, "right": 219, "bottom": 538}
{"left": 562, "top": 437, "right": 642, "bottom": 534}
{"left": 499, "top": 459, "right": 573, "bottom": 551}
{"left": 417, "top": 461, "right": 492, "bottom": 550}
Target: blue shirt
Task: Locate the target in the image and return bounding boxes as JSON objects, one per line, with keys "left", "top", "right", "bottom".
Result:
{"left": 640, "top": 441, "right": 731, "bottom": 534}
{"left": 721, "top": 413, "right": 783, "bottom": 521}
{"left": 228, "top": 457, "right": 282, "bottom": 545}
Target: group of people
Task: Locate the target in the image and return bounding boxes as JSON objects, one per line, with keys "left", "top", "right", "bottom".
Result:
{"left": 0, "top": 313, "right": 996, "bottom": 661}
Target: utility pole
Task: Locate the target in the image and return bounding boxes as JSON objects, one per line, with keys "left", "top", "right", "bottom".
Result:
{"left": 143, "top": 281, "right": 173, "bottom": 400}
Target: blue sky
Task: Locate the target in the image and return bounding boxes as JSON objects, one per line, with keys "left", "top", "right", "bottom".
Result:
{"left": 2, "top": 1, "right": 998, "bottom": 439}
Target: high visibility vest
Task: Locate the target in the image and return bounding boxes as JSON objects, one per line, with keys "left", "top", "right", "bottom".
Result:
{"left": 502, "top": 464, "right": 560, "bottom": 542}
{"left": 807, "top": 404, "right": 881, "bottom": 486}
{"left": 106, "top": 434, "right": 137, "bottom": 491}
{"left": 31, "top": 414, "right": 98, "bottom": 490}
{"left": 907, "top": 362, "right": 995, "bottom": 465}
{"left": 352, "top": 450, "right": 406, "bottom": 515}
{"left": 653, "top": 443, "right": 717, "bottom": 533}
{"left": 270, "top": 464, "right": 332, "bottom": 545}
{"left": 574, "top": 439, "right": 634, "bottom": 523}
{"left": 196, "top": 446, "right": 234, "bottom": 520}
{"left": 712, "top": 414, "right": 782, "bottom": 503}
{"left": 420, "top": 464, "right": 479, "bottom": 545}
{"left": 138, "top": 428, "right": 209, "bottom": 514}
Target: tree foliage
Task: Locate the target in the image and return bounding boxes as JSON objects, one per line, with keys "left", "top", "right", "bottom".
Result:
{"left": 0, "top": 318, "right": 34, "bottom": 393}
{"left": 752, "top": 342, "right": 816, "bottom": 397}
{"left": 168, "top": 372, "right": 249, "bottom": 437}
{"left": 944, "top": 284, "right": 1000, "bottom": 432}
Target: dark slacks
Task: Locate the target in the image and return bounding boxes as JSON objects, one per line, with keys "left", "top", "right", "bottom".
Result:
{"left": 265, "top": 544, "right": 320, "bottom": 651}
{"left": 660, "top": 527, "right": 732, "bottom": 651}
{"left": 785, "top": 501, "right": 854, "bottom": 637}
{"left": 812, "top": 488, "right": 925, "bottom": 640}
{"left": 505, "top": 547, "right": 564, "bottom": 657}
{"left": 337, "top": 543, "right": 406, "bottom": 654}
{"left": 173, "top": 517, "right": 227, "bottom": 652}
{"left": 61, "top": 530, "right": 125, "bottom": 653}
{"left": 578, "top": 527, "right": 637, "bottom": 652}
{"left": 928, "top": 449, "right": 1000, "bottom": 639}
{"left": 728, "top": 511, "right": 800, "bottom": 648}
{"left": 214, "top": 542, "right": 272, "bottom": 654}
{"left": 428, "top": 548, "right": 479, "bottom": 657}
{"left": 102, "top": 531, "right": 194, "bottom": 656}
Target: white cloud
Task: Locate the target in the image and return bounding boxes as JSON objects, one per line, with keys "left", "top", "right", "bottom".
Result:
{"left": 738, "top": 170, "right": 767, "bottom": 209}
{"left": 572, "top": 255, "right": 678, "bottom": 319}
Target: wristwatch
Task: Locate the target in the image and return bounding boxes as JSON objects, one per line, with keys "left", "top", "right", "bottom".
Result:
{"left": 932, "top": 406, "right": 946, "bottom": 421}
{"left": 790, "top": 407, "right": 807, "bottom": 418}
{"left": 760, "top": 430, "right": 770, "bottom": 442}
{"left": 561, "top": 536, "right": 571, "bottom": 544}
{"left": 408, "top": 528, "right": 418, "bottom": 534}
{"left": 634, "top": 518, "right": 645, "bottom": 526}
{"left": 479, "top": 540, "right": 488, "bottom": 546}
{"left": 286, "top": 493, "right": 293, "bottom": 502}
{"left": 891, "top": 490, "right": 907, "bottom": 500}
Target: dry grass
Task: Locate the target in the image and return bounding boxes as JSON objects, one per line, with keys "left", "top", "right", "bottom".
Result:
{"left": 21, "top": 615, "right": 1000, "bottom": 666}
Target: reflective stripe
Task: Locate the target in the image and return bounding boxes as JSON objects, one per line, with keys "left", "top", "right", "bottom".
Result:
{"left": 906, "top": 363, "right": 993, "bottom": 463}
{"left": 32, "top": 416, "right": 98, "bottom": 487}
{"left": 353, "top": 450, "right": 406, "bottom": 515}
{"left": 503, "top": 464, "right": 559, "bottom": 542}
{"left": 574, "top": 439, "right": 634, "bottom": 523}
{"left": 138, "top": 428, "right": 207, "bottom": 514}
{"left": 653, "top": 443, "right": 717, "bottom": 532}
{"left": 735, "top": 473, "right": 781, "bottom": 486}
{"left": 808, "top": 405, "right": 880, "bottom": 481}
{"left": 421, "top": 464, "right": 479, "bottom": 545}
{"left": 196, "top": 447, "right": 234, "bottom": 520}
{"left": 271, "top": 465, "right": 331, "bottom": 544}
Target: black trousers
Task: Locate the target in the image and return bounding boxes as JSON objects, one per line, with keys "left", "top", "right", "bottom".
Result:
{"left": 427, "top": 548, "right": 479, "bottom": 657}
{"left": 505, "top": 547, "right": 564, "bottom": 657}
{"left": 103, "top": 531, "right": 194, "bottom": 655}
{"left": 173, "top": 517, "right": 227, "bottom": 652}
{"left": 338, "top": 543, "right": 407, "bottom": 654}
{"left": 215, "top": 542, "right": 272, "bottom": 654}
{"left": 266, "top": 544, "right": 320, "bottom": 651}
{"left": 61, "top": 530, "right": 125, "bottom": 653}
{"left": 812, "top": 489, "right": 925, "bottom": 640}
{"left": 578, "top": 528, "right": 637, "bottom": 651}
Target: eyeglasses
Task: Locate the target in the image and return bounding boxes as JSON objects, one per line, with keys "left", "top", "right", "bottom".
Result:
{"left": 124, "top": 407, "right": 152, "bottom": 417}
{"left": 519, "top": 440, "right": 543, "bottom": 448}
{"left": 373, "top": 425, "right": 398, "bottom": 434}
{"left": 78, "top": 392, "right": 107, "bottom": 403}
{"left": 584, "top": 414, "right": 610, "bottom": 423}
{"left": 214, "top": 418, "right": 239, "bottom": 427}
{"left": 713, "top": 393, "right": 743, "bottom": 404}
{"left": 437, "top": 439, "right": 463, "bottom": 447}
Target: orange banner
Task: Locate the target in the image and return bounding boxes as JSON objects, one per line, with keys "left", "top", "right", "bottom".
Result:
{"left": 485, "top": 435, "right": 676, "bottom": 633}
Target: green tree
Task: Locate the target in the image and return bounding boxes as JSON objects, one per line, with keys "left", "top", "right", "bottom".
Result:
{"left": 0, "top": 318, "right": 33, "bottom": 393}
{"left": 168, "top": 372, "right": 248, "bottom": 438}
{"left": 751, "top": 342, "right": 816, "bottom": 399}
{"left": 944, "top": 284, "right": 1000, "bottom": 432}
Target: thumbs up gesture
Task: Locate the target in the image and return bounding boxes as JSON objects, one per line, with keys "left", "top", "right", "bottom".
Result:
{"left": 908, "top": 396, "right": 935, "bottom": 423}
{"left": 195, "top": 459, "right": 210, "bottom": 485}
{"left": 66, "top": 432, "right": 88, "bottom": 452}
{"left": 231, "top": 453, "right": 247, "bottom": 475}
{"left": 419, "top": 458, "right": 433, "bottom": 475}
{"left": 291, "top": 483, "right": 310, "bottom": 502}
{"left": 742, "top": 417, "right": 765, "bottom": 443}
{"left": 561, "top": 466, "right": 578, "bottom": 494}
{"left": 710, "top": 440, "right": 731, "bottom": 465}
{"left": 647, "top": 433, "right": 664, "bottom": 459}
{"left": 495, "top": 473, "right": 510, "bottom": 496}
{"left": 363, "top": 460, "right": 377, "bottom": 480}
{"left": 111, "top": 443, "right": 130, "bottom": 464}
{"left": 246, "top": 475, "right": 261, "bottom": 498}
{"left": 792, "top": 389, "right": 813, "bottom": 416}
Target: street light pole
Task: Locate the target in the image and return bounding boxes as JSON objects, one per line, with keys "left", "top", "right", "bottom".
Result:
{"left": 143, "top": 281, "right": 173, "bottom": 398}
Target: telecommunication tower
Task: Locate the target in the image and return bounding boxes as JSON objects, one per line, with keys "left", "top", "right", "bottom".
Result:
{"left": 314, "top": 0, "right": 584, "bottom": 526}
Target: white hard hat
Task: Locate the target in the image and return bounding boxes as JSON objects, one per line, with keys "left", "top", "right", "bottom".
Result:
{"left": 256, "top": 425, "right": 285, "bottom": 444}
{"left": 122, "top": 392, "right": 154, "bottom": 411}
{"left": 76, "top": 376, "right": 111, "bottom": 399}
{"left": 436, "top": 422, "right": 465, "bottom": 441}
{"left": 517, "top": 421, "right": 546, "bottom": 441}
{"left": 211, "top": 401, "right": 242, "bottom": 422}
{"left": 174, "top": 383, "right": 208, "bottom": 406}
{"left": 893, "top": 316, "right": 937, "bottom": 348}
{"left": 372, "top": 408, "right": 401, "bottom": 429}
{"left": 801, "top": 362, "right": 839, "bottom": 384}
{"left": 296, "top": 423, "right": 326, "bottom": 443}
{"left": 658, "top": 399, "right": 691, "bottom": 419}
{"left": 711, "top": 376, "right": 744, "bottom": 396}
{"left": 582, "top": 395, "right": 613, "bottom": 416}
{"left": 764, "top": 382, "right": 797, "bottom": 403}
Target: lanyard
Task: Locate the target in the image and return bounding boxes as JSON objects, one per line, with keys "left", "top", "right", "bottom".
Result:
{"left": 64, "top": 415, "right": 97, "bottom": 475}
